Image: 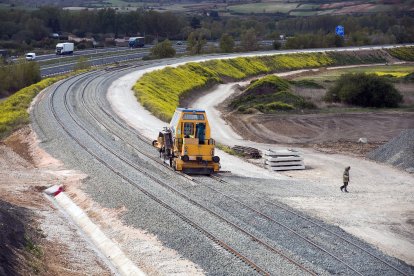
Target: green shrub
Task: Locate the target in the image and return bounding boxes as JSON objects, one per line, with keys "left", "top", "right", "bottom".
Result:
{"left": 325, "top": 73, "right": 403, "bottom": 107}
{"left": 264, "top": 101, "right": 295, "bottom": 111}
{"left": 151, "top": 39, "right": 176, "bottom": 58}
{"left": 386, "top": 47, "right": 414, "bottom": 61}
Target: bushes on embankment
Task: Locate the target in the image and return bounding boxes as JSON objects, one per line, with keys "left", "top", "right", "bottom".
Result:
{"left": 230, "top": 75, "right": 316, "bottom": 113}
{"left": 0, "top": 61, "right": 41, "bottom": 98}
{"left": 133, "top": 49, "right": 393, "bottom": 122}
{"left": 386, "top": 46, "right": 414, "bottom": 61}
{"left": 0, "top": 77, "right": 65, "bottom": 139}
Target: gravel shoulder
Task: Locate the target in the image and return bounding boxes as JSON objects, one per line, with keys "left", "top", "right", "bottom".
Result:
{"left": 107, "top": 63, "right": 414, "bottom": 266}
{"left": 190, "top": 76, "right": 414, "bottom": 266}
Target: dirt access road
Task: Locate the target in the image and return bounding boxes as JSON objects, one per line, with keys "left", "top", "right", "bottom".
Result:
{"left": 191, "top": 75, "right": 414, "bottom": 266}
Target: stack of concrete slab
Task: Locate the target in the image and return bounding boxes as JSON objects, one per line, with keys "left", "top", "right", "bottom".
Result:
{"left": 264, "top": 149, "right": 305, "bottom": 171}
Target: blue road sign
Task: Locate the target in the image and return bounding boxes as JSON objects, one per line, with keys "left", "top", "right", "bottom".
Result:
{"left": 336, "top": 25, "right": 345, "bottom": 37}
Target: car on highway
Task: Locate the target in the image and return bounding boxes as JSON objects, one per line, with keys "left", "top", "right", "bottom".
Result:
{"left": 25, "top": 53, "right": 36, "bottom": 61}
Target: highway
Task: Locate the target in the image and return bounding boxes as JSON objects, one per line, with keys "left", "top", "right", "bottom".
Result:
{"left": 39, "top": 44, "right": 187, "bottom": 76}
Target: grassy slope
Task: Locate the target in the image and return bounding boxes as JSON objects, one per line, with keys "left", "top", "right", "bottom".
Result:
{"left": 230, "top": 75, "right": 316, "bottom": 113}
{"left": 133, "top": 49, "right": 394, "bottom": 122}
{"left": 0, "top": 70, "right": 89, "bottom": 140}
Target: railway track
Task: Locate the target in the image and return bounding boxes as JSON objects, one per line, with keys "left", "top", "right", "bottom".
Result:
{"left": 80, "top": 71, "right": 410, "bottom": 275}
{"left": 80, "top": 69, "right": 410, "bottom": 275}
{"left": 42, "top": 71, "right": 316, "bottom": 275}
{"left": 206, "top": 175, "right": 409, "bottom": 276}
{"left": 32, "top": 68, "right": 413, "bottom": 275}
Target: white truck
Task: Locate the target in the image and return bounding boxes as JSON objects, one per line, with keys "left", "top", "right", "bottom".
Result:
{"left": 56, "top": 42, "right": 74, "bottom": 55}
{"left": 25, "top": 52, "right": 36, "bottom": 61}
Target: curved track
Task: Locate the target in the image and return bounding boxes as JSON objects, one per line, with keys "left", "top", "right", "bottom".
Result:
{"left": 31, "top": 65, "right": 414, "bottom": 275}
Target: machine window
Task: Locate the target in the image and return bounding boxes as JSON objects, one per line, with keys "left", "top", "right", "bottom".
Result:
{"left": 183, "top": 113, "right": 204, "bottom": 120}
{"left": 170, "top": 111, "right": 180, "bottom": 134}
{"left": 183, "top": 122, "right": 194, "bottom": 136}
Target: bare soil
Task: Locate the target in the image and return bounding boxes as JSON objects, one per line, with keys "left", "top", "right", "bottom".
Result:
{"left": 224, "top": 111, "right": 414, "bottom": 155}
{"left": 0, "top": 127, "right": 111, "bottom": 276}
{"left": 222, "top": 65, "right": 414, "bottom": 155}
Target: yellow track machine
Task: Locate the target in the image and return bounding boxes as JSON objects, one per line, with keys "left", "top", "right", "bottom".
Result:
{"left": 152, "top": 108, "right": 220, "bottom": 174}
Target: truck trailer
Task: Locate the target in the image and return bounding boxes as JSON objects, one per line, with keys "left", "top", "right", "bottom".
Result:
{"left": 56, "top": 42, "right": 74, "bottom": 55}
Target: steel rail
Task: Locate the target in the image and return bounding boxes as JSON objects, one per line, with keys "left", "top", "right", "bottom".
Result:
{"left": 75, "top": 72, "right": 316, "bottom": 275}
{"left": 214, "top": 175, "right": 410, "bottom": 275}
{"left": 84, "top": 67, "right": 408, "bottom": 276}
{"left": 85, "top": 68, "right": 411, "bottom": 275}
{"left": 53, "top": 56, "right": 409, "bottom": 276}
{"left": 86, "top": 69, "right": 407, "bottom": 275}
{"left": 43, "top": 72, "right": 282, "bottom": 276}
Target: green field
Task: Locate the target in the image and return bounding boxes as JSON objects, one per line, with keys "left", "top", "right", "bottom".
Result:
{"left": 294, "top": 65, "right": 414, "bottom": 82}
{"left": 228, "top": 2, "right": 298, "bottom": 14}
{"left": 289, "top": 11, "right": 319, "bottom": 16}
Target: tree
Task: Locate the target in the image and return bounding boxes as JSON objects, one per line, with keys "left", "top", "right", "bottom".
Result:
{"left": 324, "top": 73, "right": 403, "bottom": 108}
{"left": 272, "top": 40, "right": 281, "bottom": 50}
{"left": 219, "top": 33, "right": 235, "bottom": 53}
{"left": 151, "top": 39, "right": 176, "bottom": 58}
{"left": 241, "top": 28, "right": 258, "bottom": 51}
{"left": 187, "top": 30, "right": 208, "bottom": 54}
{"left": 190, "top": 17, "right": 201, "bottom": 29}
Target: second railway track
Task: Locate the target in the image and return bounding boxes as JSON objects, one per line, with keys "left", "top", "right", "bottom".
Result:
{"left": 31, "top": 67, "right": 414, "bottom": 275}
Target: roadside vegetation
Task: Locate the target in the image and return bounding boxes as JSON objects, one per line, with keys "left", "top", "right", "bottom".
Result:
{"left": 386, "top": 46, "right": 414, "bottom": 61}
{"left": 134, "top": 52, "right": 339, "bottom": 121}
{"left": 324, "top": 73, "right": 403, "bottom": 108}
{"left": 0, "top": 61, "right": 41, "bottom": 98}
{"left": 0, "top": 70, "right": 89, "bottom": 140}
{"left": 150, "top": 39, "right": 176, "bottom": 59}
{"left": 133, "top": 49, "right": 399, "bottom": 121}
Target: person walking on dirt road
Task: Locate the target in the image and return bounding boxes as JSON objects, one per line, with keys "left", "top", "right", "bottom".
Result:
{"left": 341, "top": 166, "right": 351, "bottom": 192}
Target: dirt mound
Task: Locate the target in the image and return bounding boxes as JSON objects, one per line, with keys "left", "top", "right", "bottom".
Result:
{"left": 368, "top": 129, "right": 414, "bottom": 173}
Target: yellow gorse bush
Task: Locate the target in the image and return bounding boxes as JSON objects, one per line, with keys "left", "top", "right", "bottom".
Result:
{"left": 0, "top": 69, "right": 91, "bottom": 139}
{"left": 133, "top": 52, "right": 336, "bottom": 121}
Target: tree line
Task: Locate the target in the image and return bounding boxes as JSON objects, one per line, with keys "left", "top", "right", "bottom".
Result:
{"left": 1, "top": 6, "right": 413, "bottom": 55}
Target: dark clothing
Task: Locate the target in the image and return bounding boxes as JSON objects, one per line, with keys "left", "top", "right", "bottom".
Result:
{"left": 341, "top": 166, "right": 351, "bottom": 192}
{"left": 340, "top": 182, "right": 349, "bottom": 192}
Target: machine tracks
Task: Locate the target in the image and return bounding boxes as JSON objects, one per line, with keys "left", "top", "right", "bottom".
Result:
{"left": 32, "top": 69, "right": 413, "bottom": 276}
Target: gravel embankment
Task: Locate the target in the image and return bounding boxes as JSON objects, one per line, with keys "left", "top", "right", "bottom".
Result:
{"left": 32, "top": 70, "right": 305, "bottom": 275}
{"left": 31, "top": 63, "right": 414, "bottom": 275}
{"left": 368, "top": 129, "right": 414, "bottom": 173}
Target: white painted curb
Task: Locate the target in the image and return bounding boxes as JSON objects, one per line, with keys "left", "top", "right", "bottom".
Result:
{"left": 45, "top": 185, "right": 145, "bottom": 276}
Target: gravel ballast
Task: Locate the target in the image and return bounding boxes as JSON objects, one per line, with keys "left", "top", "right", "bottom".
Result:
{"left": 31, "top": 60, "right": 414, "bottom": 275}
{"left": 368, "top": 129, "right": 414, "bottom": 173}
